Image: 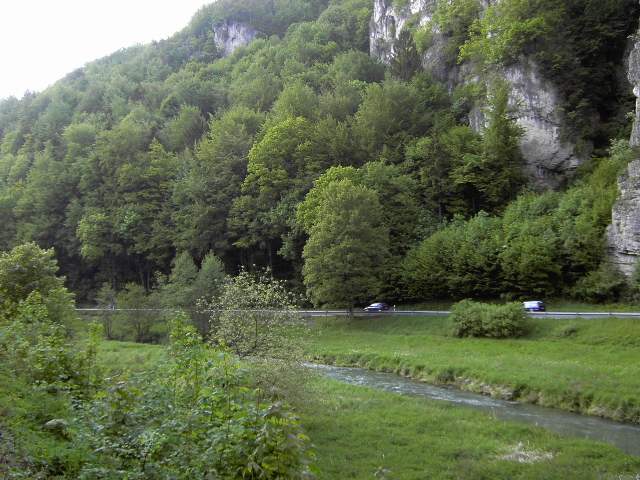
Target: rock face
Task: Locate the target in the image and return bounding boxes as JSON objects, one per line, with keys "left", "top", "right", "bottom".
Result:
{"left": 606, "top": 27, "right": 640, "bottom": 277}
{"left": 214, "top": 20, "right": 257, "bottom": 57}
{"left": 370, "top": 0, "right": 456, "bottom": 85}
{"left": 607, "top": 159, "right": 640, "bottom": 276}
{"left": 629, "top": 33, "right": 640, "bottom": 148}
{"left": 371, "top": 0, "right": 434, "bottom": 63}
{"left": 502, "top": 60, "right": 582, "bottom": 188}
{"left": 369, "top": 0, "right": 583, "bottom": 188}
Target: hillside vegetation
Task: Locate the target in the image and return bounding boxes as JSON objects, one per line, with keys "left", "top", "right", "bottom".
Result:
{"left": 0, "top": 0, "right": 638, "bottom": 306}
{"left": 0, "top": 243, "right": 314, "bottom": 478}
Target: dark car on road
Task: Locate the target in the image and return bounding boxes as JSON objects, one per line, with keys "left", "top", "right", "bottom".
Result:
{"left": 363, "top": 302, "right": 391, "bottom": 312}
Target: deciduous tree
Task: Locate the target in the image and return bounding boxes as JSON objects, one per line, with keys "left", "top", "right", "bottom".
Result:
{"left": 302, "top": 180, "right": 389, "bottom": 309}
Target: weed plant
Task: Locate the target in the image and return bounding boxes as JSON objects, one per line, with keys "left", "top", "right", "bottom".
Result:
{"left": 74, "top": 313, "right": 315, "bottom": 478}
{"left": 1, "top": 303, "right": 315, "bottom": 477}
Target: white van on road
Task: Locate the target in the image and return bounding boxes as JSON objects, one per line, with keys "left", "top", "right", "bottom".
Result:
{"left": 523, "top": 300, "right": 546, "bottom": 312}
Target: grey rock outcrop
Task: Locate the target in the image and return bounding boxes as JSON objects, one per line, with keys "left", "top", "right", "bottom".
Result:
{"left": 370, "top": 0, "right": 457, "bottom": 85}
{"left": 44, "top": 419, "right": 70, "bottom": 439}
{"left": 369, "top": 0, "right": 583, "bottom": 188}
{"left": 214, "top": 20, "right": 257, "bottom": 57}
{"left": 497, "top": 60, "right": 581, "bottom": 188}
{"left": 606, "top": 24, "right": 640, "bottom": 277}
{"left": 370, "top": 0, "right": 429, "bottom": 64}
{"left": 629, "top": 33, "right": 640, "bottom": 147}
{"left": 607, "top": 159, "right": 640, "bottom": 276}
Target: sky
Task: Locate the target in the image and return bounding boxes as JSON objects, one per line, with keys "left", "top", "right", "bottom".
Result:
{"left": 0, "top": 0, "right": 214, "bottom": 100}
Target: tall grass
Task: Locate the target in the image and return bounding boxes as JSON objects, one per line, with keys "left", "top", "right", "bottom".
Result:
{"left": 309, "top": 316, "right": 640, "bottom": 422}
{"left": 299, "top": 378, "right": 640, "bottom": 479}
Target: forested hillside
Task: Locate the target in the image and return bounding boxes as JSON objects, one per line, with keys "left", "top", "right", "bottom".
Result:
{"left": 0, "top": 0, "right": 638, "bottom": 305}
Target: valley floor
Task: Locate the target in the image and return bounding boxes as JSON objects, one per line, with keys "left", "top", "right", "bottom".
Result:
{"left": 97, "top": 337, "right": 640, "bottom": 479}
{"left": 4, "top": 320, "right": 639, "bottom": 479}
{"left": 298, "top": 378, "right": 640, "bottom": 479}
{"left": 308, "top": 316, "right": 640, "bottom": 423}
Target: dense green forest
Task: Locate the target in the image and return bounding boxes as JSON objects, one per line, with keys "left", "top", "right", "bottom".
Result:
{"left": 2, "top": 1, "right": 640, "bottom": 475}
{"left": 0, "top": 0, "right": 638, "bottom": 306}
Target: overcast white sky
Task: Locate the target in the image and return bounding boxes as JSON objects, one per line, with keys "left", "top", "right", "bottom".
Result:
{"left": 0, "top": 0, "right": 214, "bottom": 100}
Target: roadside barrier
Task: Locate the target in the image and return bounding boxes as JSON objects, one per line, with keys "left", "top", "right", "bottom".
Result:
{"left": 75, "top": 308, "right": 640, "bottom": 318}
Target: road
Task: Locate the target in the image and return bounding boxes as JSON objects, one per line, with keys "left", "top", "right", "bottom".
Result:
{"left": 295, "top": 309, "right": 640, "bottom": 319}
{"left": 75, "top": 308, "right": 640, "bottom": 319}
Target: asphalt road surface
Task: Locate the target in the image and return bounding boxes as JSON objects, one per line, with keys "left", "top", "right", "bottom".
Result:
{"left": 76, "top": 308, "right": 640, "bottom": 319}
{"left": 296, "top": 310, "right": 640, "bottom": 319}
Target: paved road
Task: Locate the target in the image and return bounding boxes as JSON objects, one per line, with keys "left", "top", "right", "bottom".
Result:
{"left": 296, "top": 310, "right": 640, "bottom": 319}
{"left": 76, "top": 308, "right": 640, "bottom": 319}
{"left": 526, "top": 311, "right": 640, "bottom": 319}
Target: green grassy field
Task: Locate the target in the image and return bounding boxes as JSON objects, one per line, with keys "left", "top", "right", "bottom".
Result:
{"left": 94, "top": 341, "right": 640, "bottom": 479}
{"left": 299, "top": 378, "right": 640, "bottom": 479}
{"left": 97, "top": 339, "right": 166, "bottom": 374}
{"left": 308, "top": 316, "right": 640, "bottom": 422}
{"left": 5, "top": 335, "right": 639, "bottom": 479}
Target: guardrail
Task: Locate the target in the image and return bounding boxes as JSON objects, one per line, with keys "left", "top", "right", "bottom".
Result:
{"left": 75, "top": 308, "right": 640, "bottom": 318}
{"left": 527, "top": 311, "right": 640, "bottom": 318}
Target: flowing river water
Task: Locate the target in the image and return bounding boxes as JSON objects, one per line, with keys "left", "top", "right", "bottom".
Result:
{"left": 308, "top": 364, "right": 640, "bottom": 456}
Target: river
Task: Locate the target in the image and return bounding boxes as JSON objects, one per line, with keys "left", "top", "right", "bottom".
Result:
{"left": 309, "top": 364, "right": 640, "bottom": 456}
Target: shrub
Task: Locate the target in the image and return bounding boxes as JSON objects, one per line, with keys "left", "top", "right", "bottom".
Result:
{"left": 555, "top": 323, "right": 579, "bottom": 338}
{"left": 208, "top": 269, "right": 306, "bottom": 359}
{"left": 0, "top": 243, "right": 101, "bottom": 393}
{"left": 450, "top": 299, "right": 485, "bottom": 337}
{"left": 0, "top": 242, "right": 76, "bottom": 326}
{"left": 451, "top": 300, "right": 526, "bottom": 338}
{"left": 572, "top": 263, "right": 628, "bottom": 303}
{"left": 76, "top": 313, "right": 316, "bottom": 479}
{"left": 112, "top": 283, "right": 167, "bottom": 343}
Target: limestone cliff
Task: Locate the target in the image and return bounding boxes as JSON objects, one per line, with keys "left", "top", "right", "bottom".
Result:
{"left": 497, "top": 60, "right": 581, "bottom": 188}
{"left": 214, "top": 20, "right": 257, "bottom": 57}
{"left": 370, "top": 0, "right": 454, "bottom": 85}
{"left": 629, "top": 33, "right": 640, "bottom": 148}
{"left": 369, "top": 0, "right": 582, "bottom": 188}
{"left": 607, "top": 159, "right": 640, "bottom": 276}
{"left": 606, "top": 30, "right": 640, "bottom": 276}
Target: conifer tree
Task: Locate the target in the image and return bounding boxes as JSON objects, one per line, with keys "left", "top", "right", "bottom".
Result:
{"left": 390, "top": 29, "right": 422, "bottom": 81}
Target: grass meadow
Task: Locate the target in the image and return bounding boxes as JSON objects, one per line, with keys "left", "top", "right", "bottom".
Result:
{"left": 299, "top": 378, "right": 640, "bottom": 479}
{"left": 96, "top": 339, "right": 640, "bottom": 479}
{"left": 4, "top": 316, "right": 639, "bottom": 479}
{"left": 308, "top": 315, "right": 640, "bottom": 422}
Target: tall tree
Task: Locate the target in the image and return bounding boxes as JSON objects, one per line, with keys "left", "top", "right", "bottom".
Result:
{"left": 298, "top": 162, "right": 420, "bottom": 299}
{"left": 302, "top": 180, "right": 389, "bottom": 310}
{"left": 172, "top": 106, "right": 264, "bottom": 265}
{"left": 451, "top": 81, "right": 524, "bottom": 213}
{"left": 0, "top": 242, "right": 75, "bottom": 324}
{"left": 390, "top": 29, "right": 422, "bottom": 81}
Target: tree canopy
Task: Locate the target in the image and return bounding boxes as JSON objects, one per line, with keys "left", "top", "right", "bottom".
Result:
{"left": 0, "top": 0, "right": 636, "bottom": 306}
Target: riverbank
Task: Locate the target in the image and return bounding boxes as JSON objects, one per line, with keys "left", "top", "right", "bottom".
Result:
{"left": 308, "top": 316, "right": 640, "bottom": 423}
{"left": 94, "top": 339, "right": 640, "bottom": 477}
{"left": 95, "top": 340, "right": 640, "bottom": 478}
{"left": 298, "top": 377, "right": 640, "bottom": 479}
